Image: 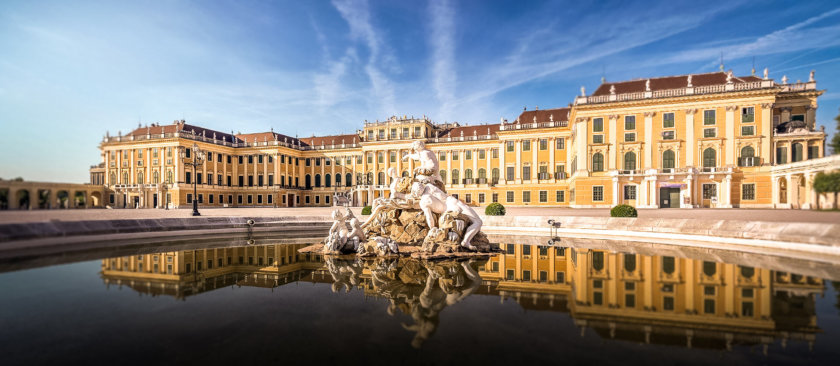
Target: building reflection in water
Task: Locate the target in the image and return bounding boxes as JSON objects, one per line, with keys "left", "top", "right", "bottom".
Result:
{"left": 100, "top": 242, "right": 825, "bottom": 352}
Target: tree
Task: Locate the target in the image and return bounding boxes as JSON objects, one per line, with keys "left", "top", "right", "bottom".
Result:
{"left": 813, "top": 171, "right": 840, "bottom": 209}
{"left": 832, "top": 108, "right": 840, "bottom": 155}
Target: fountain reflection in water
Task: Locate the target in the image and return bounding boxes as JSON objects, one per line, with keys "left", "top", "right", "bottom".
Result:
{"left": 95, "top": 241, "right": 830, "bottom": 353}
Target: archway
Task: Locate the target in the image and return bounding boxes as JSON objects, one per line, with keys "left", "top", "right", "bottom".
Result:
{"left": 0, "top": 188, "right": 8, "bottom": 210}
{"left": 779, "top": 178, "right": 787, "bottom": 204}
{"left": 17, "top": 190, "right": 30, "bottom": 210}
{"left": 90, "top": 191, "right": 102, "bottom": 207}
{"left": 38, "top": 189, "right": 50, "bottom": 209}
{"left": 74, "top": 191, "right": 87, "bottom": 208}
{"left": 57, "top": 190, "right": 70, "bottom": 209}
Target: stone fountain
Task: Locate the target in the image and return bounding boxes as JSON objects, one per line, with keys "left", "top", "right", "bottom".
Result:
{"left": 302, "top": 140, "right": 495, "bottom": 259}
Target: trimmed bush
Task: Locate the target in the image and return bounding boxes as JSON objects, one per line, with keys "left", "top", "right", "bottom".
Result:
{"left": 361, "top": 206, "right": 372, "bottom": 215}
{"left": 610, "top": 204, "right": 638, "bottom": 217}
{"left": 485, "top": 202, "right": 506, "bottom": 216}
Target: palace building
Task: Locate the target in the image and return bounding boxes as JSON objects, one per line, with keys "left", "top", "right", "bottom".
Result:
{"left": 91, "top": 69, "right": 838, "bottom": 209}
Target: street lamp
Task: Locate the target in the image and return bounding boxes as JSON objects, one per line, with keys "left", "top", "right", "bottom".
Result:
{"left": 180, "top": 143, "right": 206, "bottom": 216}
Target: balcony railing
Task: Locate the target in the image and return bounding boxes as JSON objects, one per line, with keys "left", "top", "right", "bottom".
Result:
{"left": 554, "top": 172, "right": 568, "bottom": 180}
{"left": 537, "top": 172, "right": 551, "bottom": 180}
{"left": 575, "top": 79, "right": 776, "bottom": 105}
{"left": 499, "top": 120, "right": 568, "bottom": 131}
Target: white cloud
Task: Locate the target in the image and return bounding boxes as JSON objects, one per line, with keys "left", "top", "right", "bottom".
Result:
{"left": 428, "top": 0, "right": 457, "bottom": 119}
{"left": 331, "top": 0, "right": 396, "bottom": 116}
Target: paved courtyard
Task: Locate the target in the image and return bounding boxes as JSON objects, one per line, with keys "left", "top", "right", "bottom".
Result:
{"left": 0, "top": 206, "right": 838, "bottom": 224}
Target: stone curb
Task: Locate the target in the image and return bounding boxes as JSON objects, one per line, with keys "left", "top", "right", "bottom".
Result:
{"left": 0, "top": 216, "right": 331, "bottom": 243}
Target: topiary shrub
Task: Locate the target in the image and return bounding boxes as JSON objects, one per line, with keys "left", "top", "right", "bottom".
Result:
{"left": 361, "top": 206, "right": 372, "bottom": 215}
{"left": 610, "top": 204, "right": 637, "bottom": 217}
{"left": 485, "top": 202, "right": 506, "bottom": 216}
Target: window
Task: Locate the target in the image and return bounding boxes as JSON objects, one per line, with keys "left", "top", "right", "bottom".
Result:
{"left": 492, "top": 193, "right": 499, "bottom": 203}
{"left": 704, "top": 299, "right": 715, "bottom": 314}
{"left": 703, "top": 148, "right": 716, "bottom": 167}
{"left": 742, "top": 302, "right": 754, "bottom": 317}
{"left": 662, "top": 150, "right": 675, "bottom": 169}
{"left": 506, "top": 191, "right": 514, "bottom": 203}
{"left": 186, "top": 194, "right": 192, "bottom": 203}
{"left": 452, "top": 151, "right": 459, "bottom": 161}
{"left": 478, "top": 193, "right": 485, "bottom": 203}
{"left": 556, "top": 190, "right": 564, "bottom": 202}
{"left": 703, "top": 128, "right": 716, "bottom": 138}
{"left": 624, "top": 115, "right": 636, "bottom": 130}
{"left": 539, "top": 191, "right": 547, "bottom": 203}
{"left": 377, "top": 152, "right": 384, "bottom": 164}
{"left": 523, "top": 246, "right": 531, "bottom": 256}
{"left": 506, "top": 244, "right": 515, "bottom": 254}
{"left": 506, "top": 141, "right": 514, "bottom": 152}
{"left": 663, "top": 112, "right": 675, "bottom": 128}
{"left": 522, "top": 166, "right": 530, "bottom": 180}
{"left": 703, "top": 110, "right": 716, "bottom": 125}
{"left": 702, "top": 183, "right": 716, "bottom": 199}
{"left": 742, "top": 288, "right": 754, "bottom": 298}
{"left": 439, "top": 170, "right": 446, "bottom": 182}
{"left": 465, "top": 150, "right": 472, "bottom": 160}
{"left": 623, "top": 152, "right": 636, "bottom": 171}
{"left": 592, "top": 153, "right": 604, "bottom": 172}
{"left": 808, "top": 145, "right": 820, "bottom": 159}
{"left": 556, "top": 272, "right": 565, "bottom": 283}
{"left": 663, "top": 297, "right": 674, "bottom": 311}
{"left": 258, "top": 155, "right": 263, "bottom": 164}
{"left": 451, "top": 169, "right": 459, "bottom": 184}
{"left": 593, "top": 292, "right": 603, "bottom": 305}
{"left": 741, "top": 125, "right": 755, "bottom": 136}
{"left": 257, "top": 195, "right": 263, "bottom": 204}
{"left": 662, "top": 256, "right": 675, "bottom": 274}
{"left": 624, "top": 133, "right": 635, "bottom": 142}
{"left": 523, "top": 191, "right": 531, "bottom": 203}
{"left": 625, "top": 294, "right": 636, "bottom": 308}
{"left": 593, "top": 117, "right": 604, "bottom": 132}
{"left": 556, "top": 139, "right": 565, "bottom": 149}
{"left": 505, "top": 269, "right": 514, "bottom": 280}
{"left": 592, "top": 186, "right": 604, "bottom": 201}
{"left": 624, "top": 185, "right": 636, "bottom": 200}
{"left": 537, "top": 139, "right": 547, "bottom": 151}
{"left": 491, "top": 148, "right": 499, "bottom": 158}
{"left": 662, "top": 130, "right": 675, "bottom": 140}
{"left": 624, "top": 254, "right": 636, "bottom": 272}
{"left": 248, "top": 155, "right": 254, "bottom": 164}
{"left": 506, "top": 166, "right": 514, "bottom": 181}
{"left": 465, "top": 194, "right": 471, "bottom": 203}
{"left": 593, "top": 134, "right": 604, "bottom": 144}
{"left": 439, "top": 152, "right": 446, "bottom": 161}
{"left": 792, "top": 143, "right": 804, "bottom": 162}
{"left": 742, "top": 107, "right": 755, "bottom": 123}
{"left": 522, "top": 270, "right": 531, "bottom": 281}
{"left": 742, "top": 183, "right": 755, "bottom": 200}
{"left": 522, "top": 140, "right": 530, "bottom": 151}
{"left": 592, "top": 252, "right": 605, "bottom": 271}
{"left": 389, "top": 151, "right": 396, "bottom": 163}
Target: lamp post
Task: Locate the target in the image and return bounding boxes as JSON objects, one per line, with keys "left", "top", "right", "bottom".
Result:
{"left": 180, "top": 143, "right": 206, "bottom": 216}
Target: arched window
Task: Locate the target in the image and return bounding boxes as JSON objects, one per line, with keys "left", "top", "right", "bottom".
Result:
{"left": 325, "top": 174, "right": 331, "bottom": 188}
{"left": 346, "top": 173, "right": 353, "bottom": 186}
{"left": 122, "top": 172, "right": 129, "bottom": 184}
{"left": 741, "top": 146, "right": 755, "bottom": 158}
{"left": 451, "top": 169, "right": 459, "bottom": 184}
{"left": 624, "top": 152, "right": 636, "bottom": 171}
{"left": 315, "top": 174, "right": 321, "bottom": 187}
{"left": 335, "top": 173, "right": 341, "bottom": 186}
{"left": 137, "top": 171, "right": 143, "bottom": 184}
{"left": 167, "top": 171, "right": 173, "bottom": 184}
{"left": 662, "top": 150, "right": 675, "bottom": 169}
{"left": 592, "top": 252, "right": 605, "bottom": 271}
{"left": 153, "top": 171, "right": 159, "bottom": 184}
{"left": 592, "top": 153, "right": 604, "bottom": 172}
{"left": 792, "top": 143, "right": 803, "bottom": 162}
{"left": 624, "top": 254, "right": 636, "bottom": 272}
{"left": 478, "top": 168, "right": 486, "bottom": 179}
{"left": 378, "top": 171, "right": 385, "bottom": 185}
{"left": 439, "top": 170, "right": 447, "bottom": 182}
{"left": 662, "top": 256, "right": 675, "bottom": 274}
{"left": 740, "top": 266, "right": 754, "bottom": 278}
{"left": 110, "top": 173, "right": 116, "bottom": 185}
{"left": 305, "top": 175, "right": 312, "bottom": 189}
{"left": 703, "top": 148, "right": 716, "bottom": 168}
{"left": 492, "top": 168, "right": 499, "bottom": 182}
{"left": 465, "top": 169, "right": 473, "bottom": 179}
{"left": 703, "top": 261, "right": 716, "bottom": 276}
{"left": 366, "top": 172, "right": 373, "bottom": 185}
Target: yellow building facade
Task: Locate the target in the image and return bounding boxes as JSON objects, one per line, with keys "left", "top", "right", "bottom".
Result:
{"left": 93, "top": 70, "right": 835, "bottom": 209}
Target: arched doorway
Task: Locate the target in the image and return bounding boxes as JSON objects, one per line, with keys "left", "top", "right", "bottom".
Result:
{"left": 57, "top": 190, "right": 70, "bottom": 209}
{"left": 779, "top": 178, "right": 787, "bottom": 204}
{"left": 74, "top": 191, "right": 87, "bottom": 208}
{"left": 0, "top": 188, "right": 8, "bottom": 210}
{"left": 90, "top": 191, "right": 102, "bottom": 207}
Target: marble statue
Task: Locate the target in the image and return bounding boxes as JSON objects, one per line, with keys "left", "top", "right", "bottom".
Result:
{"left": 324, "top": 207, "right": 365, "bottom": 253}
{"left": 763, "top": 67, "right": 769, "bottom": 80}
{"left": 402, "top": 140, "right": 445, "bottom": 191}
{"left": 645, "top": 79, "right": 650, "bottom": 91}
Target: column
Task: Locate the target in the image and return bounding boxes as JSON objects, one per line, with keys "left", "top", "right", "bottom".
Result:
{"left": 760, "top": 104, "right": 772, "bottom": 165}
{"left": 648, "top": 178, "right": 658, "bottom": 208}
{"left": 531, "top": 140, "right": 538, "bottom": 180}
{"left": 8, "top": 188, "right": 18, "bottom": 209}
{"left": 643, "top": 112, "right": 654, "bottom": 169}
{"left": 485, "top": 148, "right": 491, "bottom": 184}
{"left": 351, "top": 154, "right": 357, "bottom": 186}
{"left": 612, "top": 177, "right": 620, "bottom": 206}
{"left": 264, "top": 154, "right": 269, "bottom": 187}
{"left": 684, "top": 260, "right": 695, "bottom": 312}
{"left": 721, "top": 176, "right": 733, "bottom": 208}
{"left": 788, "top": 175, "right": 800, "bottom": 209}
{"left": 608, "top": 115, "right": 618, "bottom": 170}
{"left": 499, "top": 141, "right": 506, "bottom": 184}
{"left": 575, "top": 118, "right": 588, "bottom": 174}
{"left": 725, "top": 106, "right": 736, "bottom": 166}
{"left": 459, "top": 149, "right": 465, "bottom": 185}
{"left": 330, "top": 156, "right": 336, "bottom": 187}
{"left": 639, "top": 178, "right": 647, "bottom": 207}
{"left": 129, "top": 150, "right": 135, "bottom": 184}
{"left": 549, "top": 138, "right": 556, "bottom": 179}
{"left": 383, "top": 150, "right": 390, "bottom": 181}
{"left": 806, "top": 106, "right": 816, "bottom": 130}
{"left": 803, "top": 172, "right": 815, "bottom": 209}
{"left": 472, "top": 149, "right": 478, "bottom": 183}
{"left": 685, "top": 109, "right": 696, "bottom": 167}
{"left": 771, "top": 176, "right": 780, "bottom": 207}
{"left": 515, "top": 139, "right": 521, "bottom": 181}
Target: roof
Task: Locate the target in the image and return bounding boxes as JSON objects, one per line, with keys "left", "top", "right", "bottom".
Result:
{"left": 515, "top": 107, "right": 571, "bottom": 124}
{"left": 298, "top": 134, "right": 360, "bottom": 147}
{"left": 126, "top": 122, "right": 240, "bottom": 143}
{"left": 438, "top": 123, "right": 501, "bottom": 138}
{"left": 591, "top": 72, "right": 766, "bottom": 96}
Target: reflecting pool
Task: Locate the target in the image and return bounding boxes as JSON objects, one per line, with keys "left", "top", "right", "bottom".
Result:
{"left": 1, "top": 238, "right": 839, "bottom": 365}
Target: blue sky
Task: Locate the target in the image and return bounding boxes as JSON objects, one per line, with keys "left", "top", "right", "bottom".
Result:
{"left": 1, "top": 0, "right": 839, "bottom": 182}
